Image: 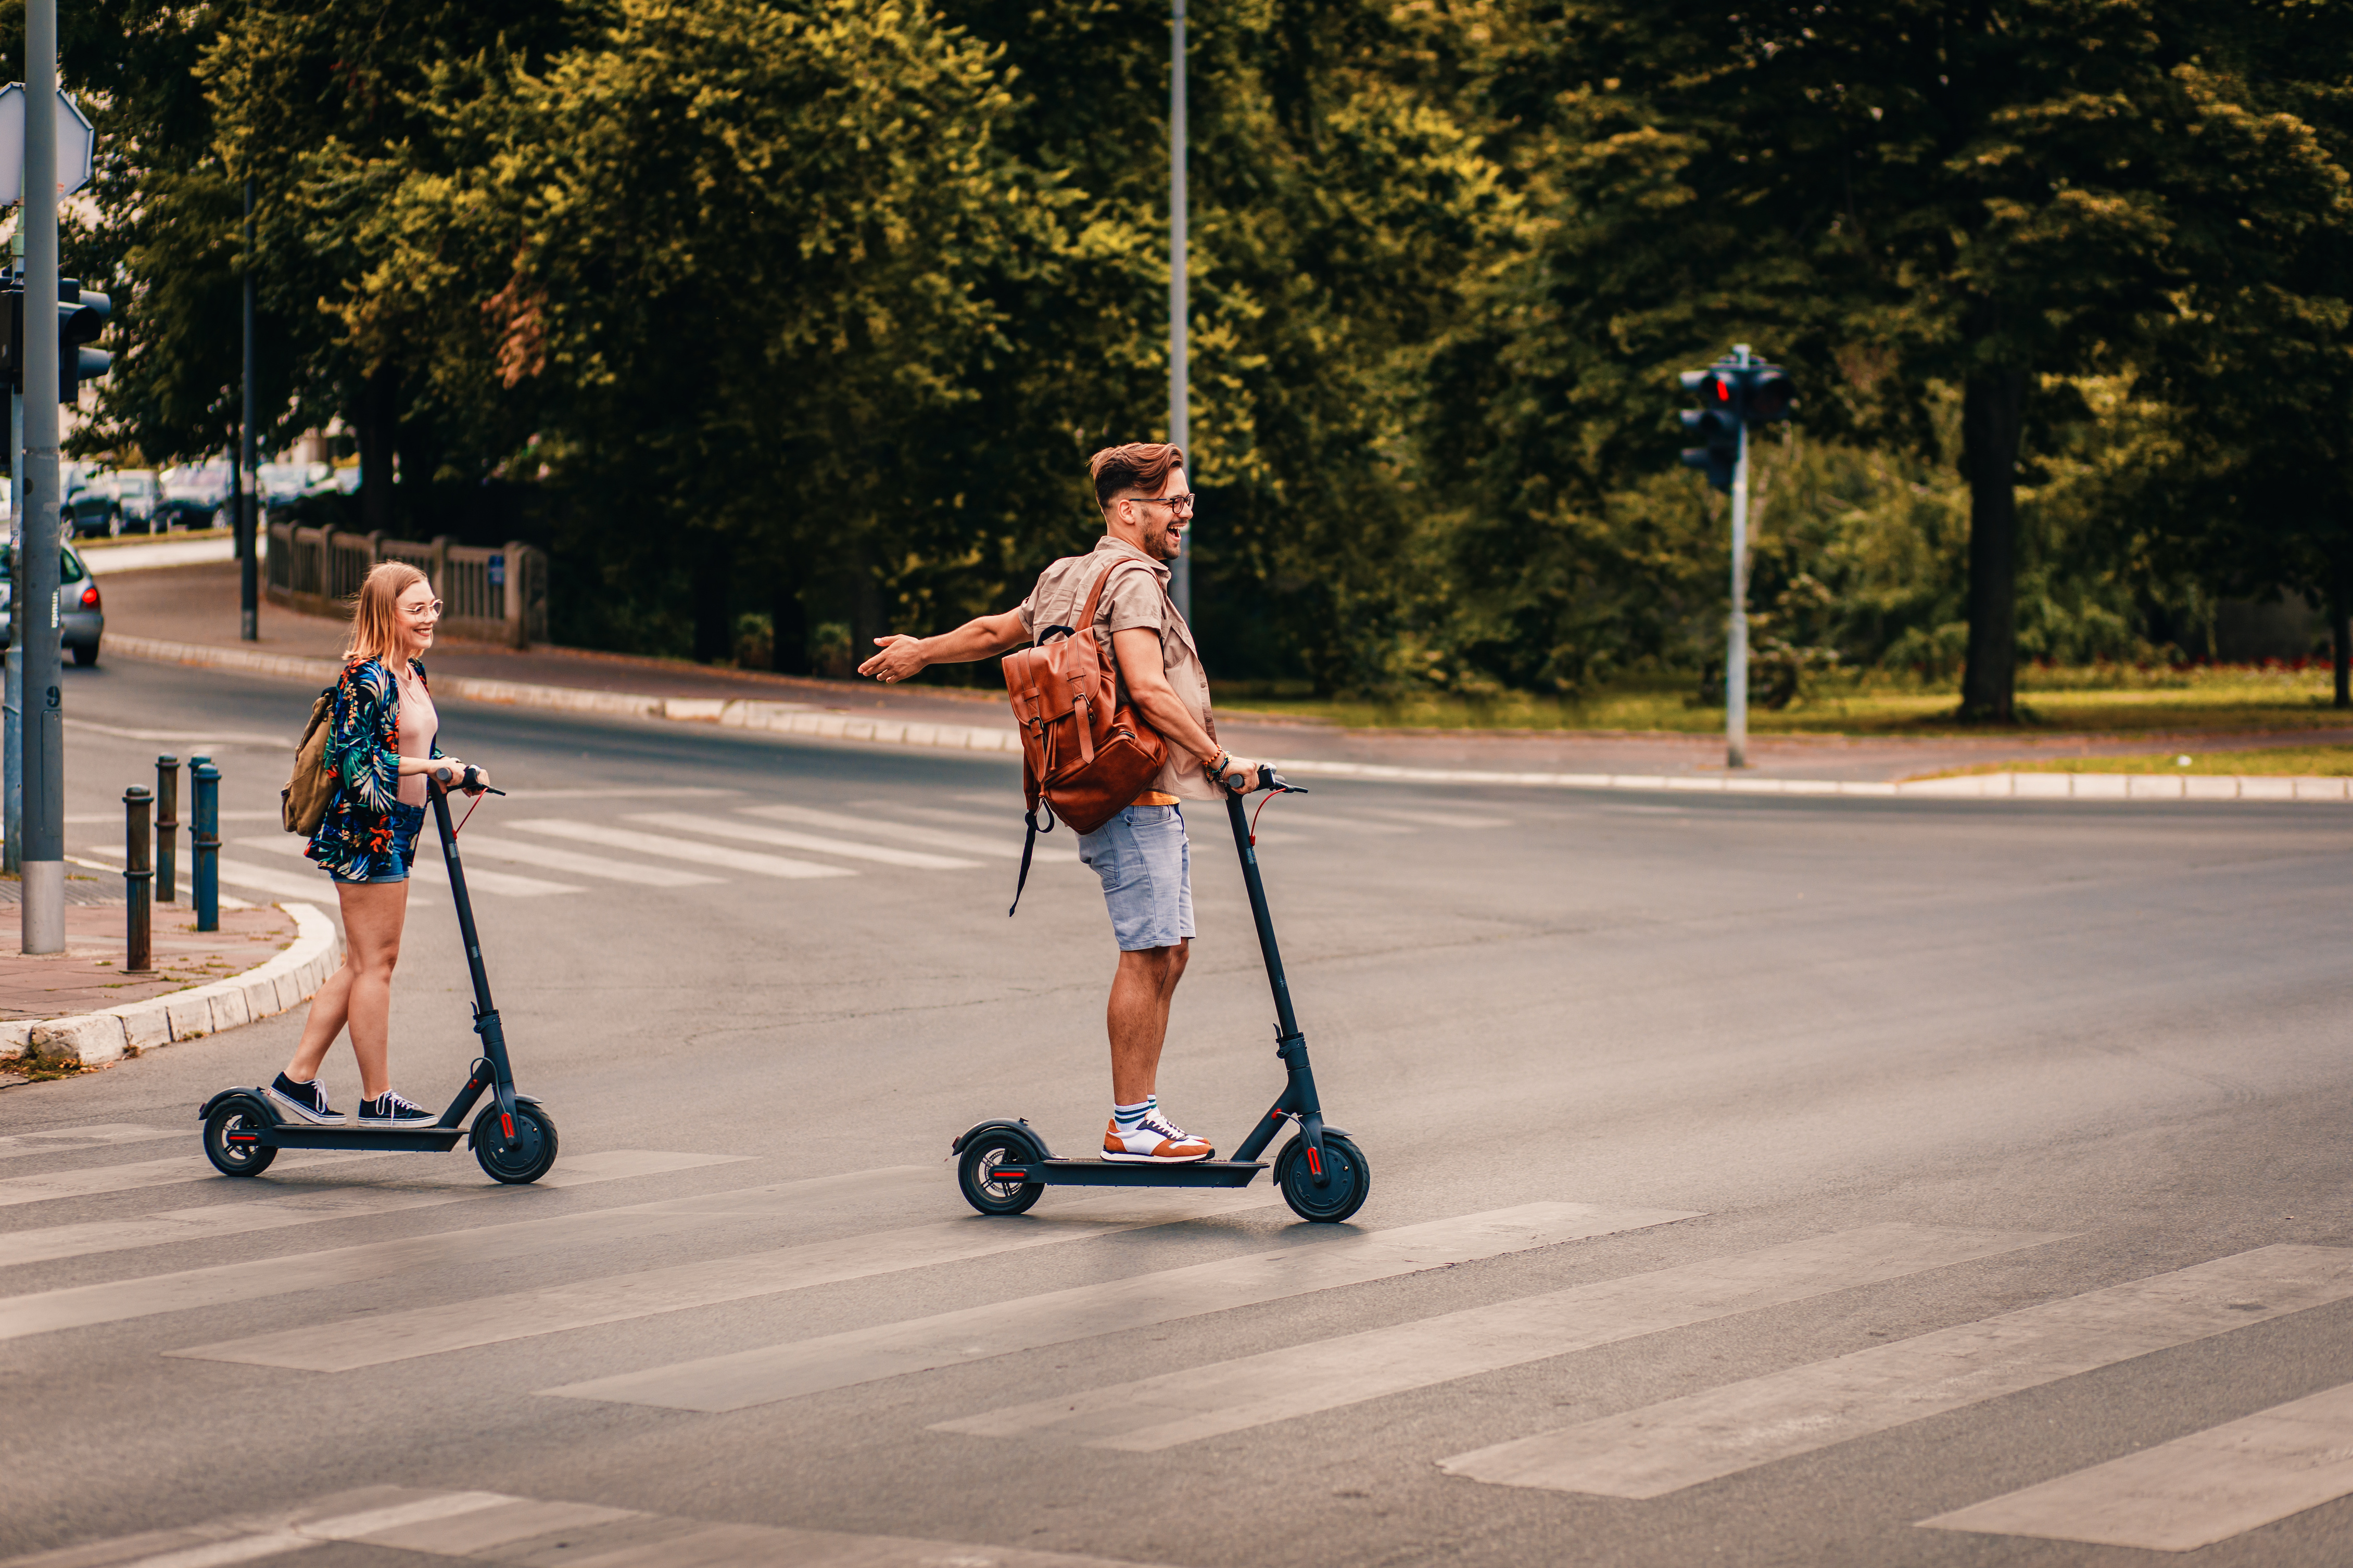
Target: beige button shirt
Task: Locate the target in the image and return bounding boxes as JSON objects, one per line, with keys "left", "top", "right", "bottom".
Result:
{"left": 1016, "top": 536, "right": 1220, "bottom": 802}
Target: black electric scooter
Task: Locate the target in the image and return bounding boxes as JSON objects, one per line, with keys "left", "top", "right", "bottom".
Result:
{"left": 952, "top": 766, "right": 1369, "bottom": 1223}
{"left": 198, "top": 766, "right": 559, "bottom": 1185}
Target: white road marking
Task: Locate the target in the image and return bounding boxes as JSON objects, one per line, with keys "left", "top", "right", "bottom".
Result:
{"left": 63, "top": 718, "right": 289, "bottom": 749}
{"left": 233, "top": 835, "right": 580, "bottom": 898}
{"left": 0, "top": 1486, "right": 1183, "bottom": 1568}
{"left": 1347, "top": 805, "right": 1512, "bottom": 828}
{"left": 1917, "top": 1379, "right": 2353, "bottom": 1551}
{"left": 441, "top": 834, "right": 723, "bottom": 887}
{"left": 541, "top": 1202, "right": 1698, "bottom": 1413}
{"left": 0, "top": 1166, "right": 926, "bottom": 1341}
{"left": 171, "top": 1188, "right": 1276, "bottom": 1370}
{"left": 80, "top": 848, "right": 353, "bottom": 905}
{"left": 0, "top": 1151, "right": 741, "bottom": 1268}
{"left": 741, "top": 802, "right": 1022, "bottom": 858}
{"left": 0, "top": 1124, "right": 181, "bottom": 1161}
{"left": 0, "top": 1150, "right": 394, "bottom": 1209}
{"left": 1273, "top": 810, "right": 1408, "bottom": 834}
{"left": 506, "top": 819, "right": 855, "bottom": 879}
{"left": 627, "top": 810, "right": 980, "bottom": 870}
{"left": 934, "top": 1223, "right": 2067, "bottom": 1451}
{"left": 1441, "top": 1243, "right": 2353, "bottom": 1499}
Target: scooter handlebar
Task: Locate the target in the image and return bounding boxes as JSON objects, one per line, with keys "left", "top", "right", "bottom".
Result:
{"left": 429, "top": 764, "right": 505, "bottom": 797}
{"left": 1222, "top": 763, "right": 1306, "bottom": 796}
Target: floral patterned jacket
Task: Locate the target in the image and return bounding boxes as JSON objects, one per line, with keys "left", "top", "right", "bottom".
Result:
{"left": 304, "top": 656, "right": 443, "bottom": 879}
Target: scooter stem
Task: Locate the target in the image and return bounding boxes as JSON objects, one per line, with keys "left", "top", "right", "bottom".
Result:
{"left": 432, "top": 786, "right": 518, "bottom": 1127}
{"left": 1225, "top": 793, "right": 1302, "bottom": 1042}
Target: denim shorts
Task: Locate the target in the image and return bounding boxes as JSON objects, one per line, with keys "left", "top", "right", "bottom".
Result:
{"left": 331, "top": 801, "right": 427, "bottom": 884}
{"left": 1077, "top": 804, "right": 1194, "bottom": 951}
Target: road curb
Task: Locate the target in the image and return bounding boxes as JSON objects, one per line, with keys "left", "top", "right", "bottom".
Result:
{"left": 105, "top": 635, "right": 2352, "bottom": 801}
{"left": 0, "top": 901, "right": 343, "bottom": 1069}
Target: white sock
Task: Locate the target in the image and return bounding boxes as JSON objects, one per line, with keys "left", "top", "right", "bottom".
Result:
{"left": 1114, "top": 1099, "right": 1150, "bottom": 1134}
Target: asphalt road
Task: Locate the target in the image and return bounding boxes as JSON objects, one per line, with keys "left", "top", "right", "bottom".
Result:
{"left": 4, "top": 655, "right": 2351, "bottom": 1568}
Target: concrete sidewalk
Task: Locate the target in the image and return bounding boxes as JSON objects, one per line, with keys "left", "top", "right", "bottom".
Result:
{"left": 95, "top": 559, "right": 2353, "bottom": 796}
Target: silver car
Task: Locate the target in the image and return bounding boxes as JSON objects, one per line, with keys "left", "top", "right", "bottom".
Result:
{"left": 0, "top": 540, "right": 105, "bottom": 666}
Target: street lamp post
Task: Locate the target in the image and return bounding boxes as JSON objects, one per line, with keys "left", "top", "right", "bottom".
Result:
{"left": 240, "top": 178, "right": 257, "bottom": 641}
{"left": 1167, "top": 0, "right": 1190, "bottom": 622}
{"left": 20, "top": 0, "right": 65, "bottom": 953}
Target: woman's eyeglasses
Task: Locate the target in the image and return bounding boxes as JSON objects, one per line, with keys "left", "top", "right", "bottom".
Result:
{"left": 401, "top": 600, "right": 444, "bottom": 617}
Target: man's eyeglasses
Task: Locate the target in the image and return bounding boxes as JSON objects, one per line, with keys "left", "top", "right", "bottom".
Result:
{"left": 1126, "top": 492, "right": 1197, "bottom": 517}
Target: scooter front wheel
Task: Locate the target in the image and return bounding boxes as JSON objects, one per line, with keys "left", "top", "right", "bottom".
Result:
{"left": 203, "top": 1101, "right": 277, "bottom": 1177}
{"left": 473, "top": 1102, "right": 559, "bottom": 1184}
{"left": 958, "top": 1130, "right": 1045, "bottom": 1216}
{"left": 1275, "top": 1132, "right": 1369, "bottom": 1223}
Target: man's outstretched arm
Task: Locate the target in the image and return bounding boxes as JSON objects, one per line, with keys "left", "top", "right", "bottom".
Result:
{"left": 857, "top": 609, "right": 1030, "bottom": 684}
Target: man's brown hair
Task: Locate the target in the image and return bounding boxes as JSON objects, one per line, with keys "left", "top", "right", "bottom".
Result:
{"left": 1089, "top": 442, "right": 1184, "bottom": 514}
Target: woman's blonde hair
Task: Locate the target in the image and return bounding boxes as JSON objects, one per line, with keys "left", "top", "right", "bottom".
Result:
{"left": 345, "top": 561, "right": 432, "bottom": 665}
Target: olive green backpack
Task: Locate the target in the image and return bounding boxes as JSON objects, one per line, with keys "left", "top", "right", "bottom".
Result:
{"left": 281, "top": 683, "right": 338, "bottom": 834}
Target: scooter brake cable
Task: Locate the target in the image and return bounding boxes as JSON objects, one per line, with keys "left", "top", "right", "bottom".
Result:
{"left": 454, "top": 791, "right": 488, "bottom": 837}
{"left": 1248, "top": 788, "right": 1289, "bottom": 846}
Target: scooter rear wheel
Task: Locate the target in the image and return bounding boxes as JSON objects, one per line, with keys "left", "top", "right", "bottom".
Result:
{"left": 203, "top": 1102, "right": 277, "bottom": 1177}
{"left": 473, "top": 1102, "right": 559, "bottom": 1184}
{"left": 1275, "top": 1132, "right": 1369, "bottom": 1223}
{"left": 958, "top": 1130, "right": 1045, "bottom": 1216}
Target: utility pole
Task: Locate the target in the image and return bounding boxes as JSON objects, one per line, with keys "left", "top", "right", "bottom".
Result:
{"left": 239, "top": 177, "right": 258, "bottom": 640}
{"left": 1167, "top": 0, "right": 1190, "bottom": 621}
{"left": 21, "top": 0, "right": 62, "bottom": 952}
{"left": 5, "top": 221, "right": 22, "bottom": 878}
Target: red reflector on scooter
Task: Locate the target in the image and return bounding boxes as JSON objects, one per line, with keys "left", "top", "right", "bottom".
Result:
{"left": 501, "top": 1113, "right": 514, "bottom": 1139}
{"left": 1306, "top": 1146, "right": 1323, "bottom": 1177}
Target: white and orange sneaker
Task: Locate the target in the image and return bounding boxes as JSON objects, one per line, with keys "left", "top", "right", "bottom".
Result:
{"left": 1103, "top": 1112, "right": 1212, "bottom": 1163}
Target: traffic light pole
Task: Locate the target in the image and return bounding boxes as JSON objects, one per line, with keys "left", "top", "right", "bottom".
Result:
{"left": 21, "top": 0, "right": 64, "bottom": 953}
{"left": 5, "top": 222, "right": 22, "bottom": 878}
{"left": 1167, "top": 0, "right": 1190, "bottom": 622}
{"left": 1727, "top": 417, "right": 1751, "bottom": 770}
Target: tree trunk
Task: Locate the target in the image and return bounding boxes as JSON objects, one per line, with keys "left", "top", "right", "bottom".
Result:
{"left": 692, "top": 534, "right": 732, "bottom": 664}
{"left": 770, "top": 561, "right": 809, "bottom": 675}
{"left": 1959, "top": 353, "right": 2029, "bottom": 722}
{"left": 357, "top": 365, "right": 399, "bottom": 536}
{"left": 2333, "top": 595, "right": 2349, "bottom": 709}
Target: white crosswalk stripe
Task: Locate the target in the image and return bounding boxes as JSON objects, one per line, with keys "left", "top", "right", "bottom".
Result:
{"left": 741, "top": 802, "right": 1023, "bottom": 858}
{"left": 0, "top": 1149, "right": 399, "bottom": 1208}
{"left": 505, "top": 818, "right": 855, "bottom": 879}
{"left": 0, "top": 1165, "right": 938, "bottom": 1341}
{"left": 0, "top": 1485, "right": 1179, "bottom": 1568}
{"left": 1439, "top": 1242, "right": 2353, "bottom": 1498}
{"left": 540, "top": 1202, "right": 1696, "bottom": 1413}
{"left": 1918, "top": 1378, "right": 2353, "bottom": 1551}
{"left": 442, "top": 834, "right": 724, "bottom": 887}
{"left": 0, "top": 1151, "right": 741, "bottom": 1268}
{"left": 80, "top": 847, "right": 363, "bottom": 905}
{"left": 0, "top": 1124, "right": 181, "bottom": 1161}
{"left": 625, "top": 810, "right": 982, "bottom": 870}
{"left": 932, "top": 1223, "right": 2064, "bottom": 1450}
{"left": 233, "top": 835, "right": 580, "bottom": 898}
{"left": 170, "top": 1188, "right": 1275, "bottom": 1371}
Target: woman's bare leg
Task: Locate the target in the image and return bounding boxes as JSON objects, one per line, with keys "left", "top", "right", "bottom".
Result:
{"left": 283, "top": 879, "right": 409, "bottom": 1098}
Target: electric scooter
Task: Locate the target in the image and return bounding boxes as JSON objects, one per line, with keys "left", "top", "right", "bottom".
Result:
{"left": 952, "top": 766, "right": 1369, "bottom": 1223}
{"left": 197, "top": 766, "right": 559, "bottom": 1185}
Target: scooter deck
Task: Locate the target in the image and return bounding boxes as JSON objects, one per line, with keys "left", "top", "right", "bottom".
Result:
{"left": 256, "top": 1124, "right": 466, "bottom": 1153}
{"left": 1014, "top": 1157, "right": 1267, "bottom": 1189}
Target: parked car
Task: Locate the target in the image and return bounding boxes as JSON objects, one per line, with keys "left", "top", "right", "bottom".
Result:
{"left": 62, "top": 470, "right": 120, "bottom": 539}
{"left": 156, "top": 462, "right": 231, "bottom": 530}
{"left": 0, "top": 540, "right": 104, "bottom": 665}
{"left": 258, "top": 461, "right": 331, "bottom": 505}
{"left": 111, "top": 470, "right": 159, "bottom": 531}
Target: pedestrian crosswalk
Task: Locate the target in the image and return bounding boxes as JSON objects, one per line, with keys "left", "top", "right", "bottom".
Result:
{"left": 9, "top": 1120, "right": 2346, "bottom": 1560}
{"left": 69, "top": 792, "right": 1514, "bottom": 909}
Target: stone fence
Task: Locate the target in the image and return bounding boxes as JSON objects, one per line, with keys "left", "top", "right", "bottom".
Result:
{"left": 265, "top": 522, "right": 549, "bottom": 648}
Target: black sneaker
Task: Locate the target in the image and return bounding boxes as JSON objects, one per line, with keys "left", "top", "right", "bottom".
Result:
{"left": 266, "top": 1073, "right": 344, "bottom": 1126}
{"left": 355, "top": 1091, "right": 438, "bottom": 1128}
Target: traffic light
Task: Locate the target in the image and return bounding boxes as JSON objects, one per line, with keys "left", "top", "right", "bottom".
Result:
{"left": 1677, "top": 354, "right": 1795, "bottom": 493}
{"left": 58, "top": 277, "right": 109, "bottom": 403}
{"left": 0, "top": 271, "right": 112, "bottom": 401}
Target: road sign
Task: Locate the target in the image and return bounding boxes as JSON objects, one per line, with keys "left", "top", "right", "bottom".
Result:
{"left": 0, "top": 85, "right": 94, "bottom": 204}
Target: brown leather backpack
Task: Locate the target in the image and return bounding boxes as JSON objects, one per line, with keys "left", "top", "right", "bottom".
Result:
{"left": 1002, "top": 555, "right": 1169, "bottom": 912}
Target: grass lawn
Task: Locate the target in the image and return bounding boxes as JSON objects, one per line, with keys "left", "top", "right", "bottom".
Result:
{"left": 1212, "top": 665, "right": 2353, "bottom": 737}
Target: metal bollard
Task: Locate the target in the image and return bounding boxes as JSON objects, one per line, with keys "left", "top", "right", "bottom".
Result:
{"left": 123, "top": 785, "right": 153, "bottom": 971}
{"left": 192, "top": 761, "right": 220, "bottom": 933}
{"left": 155, "top": 754, "right": 178, "bottom": 902}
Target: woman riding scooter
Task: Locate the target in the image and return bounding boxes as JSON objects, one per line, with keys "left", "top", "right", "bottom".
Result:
{"left": 266, "top": 561, "right": 490, "bottom": 1130}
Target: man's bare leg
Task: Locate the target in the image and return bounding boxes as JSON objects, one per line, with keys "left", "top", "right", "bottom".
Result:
{"left": 1108, "top": 940, "right": 1190, "bottom": 1103}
